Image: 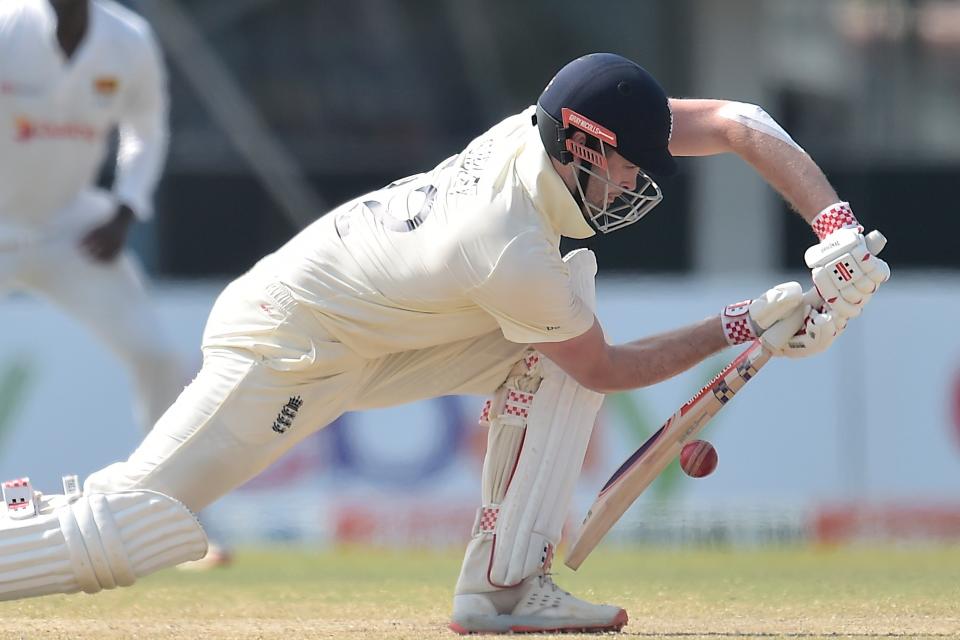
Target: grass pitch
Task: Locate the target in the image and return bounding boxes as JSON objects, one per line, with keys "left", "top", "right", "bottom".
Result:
{"left": 1, "top": 545, "right": 958, "bottom": 639}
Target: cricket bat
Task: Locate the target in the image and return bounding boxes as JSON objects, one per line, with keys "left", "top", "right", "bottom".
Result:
{"left": 563, "top": 339, "right": 772, "bottom": 570}
{"left": 564, "top": 230, "right": 887, "bottom": 570}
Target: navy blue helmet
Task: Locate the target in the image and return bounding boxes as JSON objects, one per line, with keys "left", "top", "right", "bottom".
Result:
{"left": 535, "top": 53, "right": 675, "bottom": 234}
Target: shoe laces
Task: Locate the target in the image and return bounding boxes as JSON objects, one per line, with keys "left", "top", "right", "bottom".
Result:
{"left": 536, "top": 573, "right": 569, "bottom": 596}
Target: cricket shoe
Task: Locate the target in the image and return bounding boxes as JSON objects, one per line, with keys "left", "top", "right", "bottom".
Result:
{"left": 449, "top": 573, "right": 627, "bottom": 634}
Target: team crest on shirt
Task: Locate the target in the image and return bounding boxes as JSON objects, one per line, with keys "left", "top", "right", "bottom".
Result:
{"left": 272, "top": 396, "right": 304, "bottom": 434}
{"left": 93, "top": 75, "right": 119, "bottom": 96}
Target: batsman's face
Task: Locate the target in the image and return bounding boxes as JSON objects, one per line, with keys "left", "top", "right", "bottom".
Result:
{"left": 565, "top": 132, "right": 663, "bottom": 234}
{"left": 582, "top": 150, "right": 640, "bottom": 207}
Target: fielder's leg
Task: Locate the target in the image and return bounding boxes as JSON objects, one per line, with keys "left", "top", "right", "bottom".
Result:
{"left": 20, "top": 240, "right": 189, "bottom": 431}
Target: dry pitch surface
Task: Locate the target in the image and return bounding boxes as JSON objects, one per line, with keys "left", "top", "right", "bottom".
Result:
{"left": 0, "top": 546, "right": 957, "bottom": 639}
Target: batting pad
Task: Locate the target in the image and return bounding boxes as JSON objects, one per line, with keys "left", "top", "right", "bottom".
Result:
{"left": 0, "top": 489, "right": 207, "bottom": 600}
{"left": 478, "top": 249, "right": 605, "bottom": 588}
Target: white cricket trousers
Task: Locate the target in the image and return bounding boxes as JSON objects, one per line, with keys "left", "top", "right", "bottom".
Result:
{"left": 85, "top": 273, "right": 527, "bottom": 512}
{"left": 0, "top": 190, "right": 188, "bottom": 431}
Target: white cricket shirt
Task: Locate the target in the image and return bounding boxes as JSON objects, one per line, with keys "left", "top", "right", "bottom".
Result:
{"left": 0, "top": 0, "right": 167, "bottom": 231}
{"left": 255, "top": 107, "right": 598, "bottom": 358}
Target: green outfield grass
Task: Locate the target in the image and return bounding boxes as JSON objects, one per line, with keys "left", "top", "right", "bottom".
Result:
{"left": 1, "top": 545, "right": 958, "bottom": 639}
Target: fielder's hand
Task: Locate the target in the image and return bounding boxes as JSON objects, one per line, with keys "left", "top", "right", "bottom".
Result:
{"left": 81, "top": 204, "right": 135, "bottom": 262}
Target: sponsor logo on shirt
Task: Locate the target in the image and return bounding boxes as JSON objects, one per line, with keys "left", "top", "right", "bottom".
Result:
{"left": 13, "top": 116, "right": 97, "bottom": 142}
{"left": 0, "top": 81, "right": 41, "bottom": 96}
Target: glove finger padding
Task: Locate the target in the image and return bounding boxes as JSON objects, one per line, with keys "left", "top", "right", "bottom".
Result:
{"left": 758, "top": 305, "right": 807, "bottom": 354}
{"left": 810, "top": 267, "right": 861, "bottom": 319}
{"left": 762, "top": 306, "right": 843, "bottom": 358}
{"left": 806, "top": 227, "right": 889, "bottom": 315}
{"left": 721, "top": 282, "right": 804, "bottom": 346}
{"left": 815, "top": 252, "right": 871, "bottom": 302}
{"left": 748, "top": 281, "right": 804, "bottom": 331}
{"left": 862, "top": 254, "right": 891, "bottom": 285}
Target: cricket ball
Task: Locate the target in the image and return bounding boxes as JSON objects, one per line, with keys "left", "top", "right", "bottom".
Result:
{"left": 679, "top": 440, "right": 718, "bottom": 478}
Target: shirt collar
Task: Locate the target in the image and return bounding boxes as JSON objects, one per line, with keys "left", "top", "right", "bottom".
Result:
{"left": 514, "top": 109, "right": 596, "bottom": 240}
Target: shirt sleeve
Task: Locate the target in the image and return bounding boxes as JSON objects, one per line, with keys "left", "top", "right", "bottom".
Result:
{"left": 113, "top": 23, "right": 169, "bottom": 221}
{"left": 470, "top": 232, "right": 595, "bottom": 344}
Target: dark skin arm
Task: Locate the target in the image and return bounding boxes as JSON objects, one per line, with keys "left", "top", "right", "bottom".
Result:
{"left": 81, "top": 204, "right": 135, "bottom": 262}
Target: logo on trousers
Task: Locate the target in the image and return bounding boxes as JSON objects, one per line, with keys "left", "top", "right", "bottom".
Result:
{"left": 272, "top": 396, "right": 303, "bottom": 434}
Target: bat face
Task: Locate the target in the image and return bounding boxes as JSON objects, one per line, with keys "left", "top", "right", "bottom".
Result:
{"left": 596, "top": 342, "right": 762, "bottom": 499}
{"left": 598, "top": 424, "right": 665, "bottom": 495}
{"left": 565, "top": 341, "right": 771, "bottom": 570}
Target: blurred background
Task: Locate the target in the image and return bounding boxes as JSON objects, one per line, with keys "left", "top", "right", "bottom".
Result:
{"left": 2, "top": 0, "right": 959, "bottom": 552}
{"left": 130, "top": 0, "right": 960, "bottom": 277}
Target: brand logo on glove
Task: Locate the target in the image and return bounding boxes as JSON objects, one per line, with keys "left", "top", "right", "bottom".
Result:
{"left": 833, "top": 261, "right": 854, "bottom": 282}
{"left": 272, "top": 396, "right": 303, "bottom": 434}
{"left": 724, "top": 300, "right": 751, "bottom": 317}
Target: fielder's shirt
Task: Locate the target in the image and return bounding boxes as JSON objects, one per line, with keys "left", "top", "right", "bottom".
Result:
{"left": 0, "top": 0, "right": 167, "bottom": 233}
{"left": 255, "top": 107, "right": 597, "bottom": 357}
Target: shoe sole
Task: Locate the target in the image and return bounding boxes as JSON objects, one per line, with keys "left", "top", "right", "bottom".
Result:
{"left": 448, "top": 608, "right": 627, "bottom": 634}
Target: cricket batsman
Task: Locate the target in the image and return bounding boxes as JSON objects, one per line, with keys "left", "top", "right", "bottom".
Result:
{"left": 0, "top": 52, "right": 889, "bottom": 634}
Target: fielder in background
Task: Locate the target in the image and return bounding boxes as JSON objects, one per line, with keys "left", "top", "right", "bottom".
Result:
{"left": 0, "top": 0, "right": 229, "bottom": 569}
{"left": 0, "top": 52, "right": 889, "bottom": 634}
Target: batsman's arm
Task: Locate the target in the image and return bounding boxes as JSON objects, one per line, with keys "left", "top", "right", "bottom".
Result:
{"left": 533, "top": 315, "right": 728, "bottom": 394}
{"left": 667, "top": 98, "right": 838, "bottom": 224}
